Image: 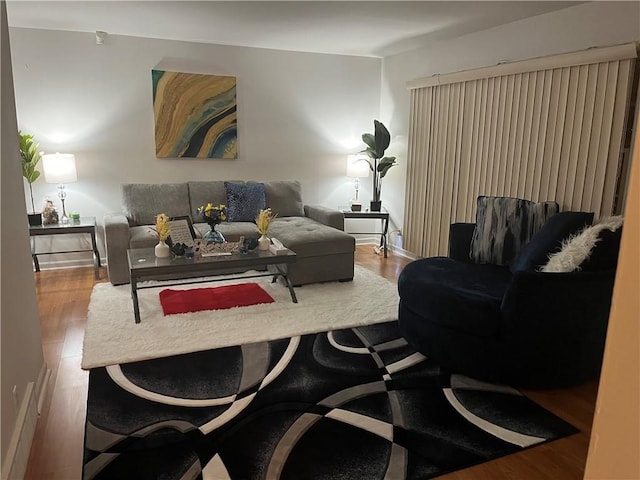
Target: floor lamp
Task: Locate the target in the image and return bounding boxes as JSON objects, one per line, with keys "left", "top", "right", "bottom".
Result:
{"left": 43, "top": 153, "right": 77, "bottom": 223}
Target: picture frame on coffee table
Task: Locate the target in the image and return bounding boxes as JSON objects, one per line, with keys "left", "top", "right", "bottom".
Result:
{"left": 168, "top": 216, "right": 196, "bottom": 247}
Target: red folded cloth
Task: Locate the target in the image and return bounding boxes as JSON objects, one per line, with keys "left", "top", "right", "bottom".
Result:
{"left": 159, "top": 283, "right": 274, "bottom": 315}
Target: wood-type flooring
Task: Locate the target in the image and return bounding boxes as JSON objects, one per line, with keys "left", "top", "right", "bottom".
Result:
{"left": 25, "top": 245, "right": 598, "bottom": 479}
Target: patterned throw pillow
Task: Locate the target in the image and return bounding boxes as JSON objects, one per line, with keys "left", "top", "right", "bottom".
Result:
{"left": 470, "top": 196, "right": 559, "bottom": 265}
{"left": 225, "top": 182, "right": 266, "bottom": 222}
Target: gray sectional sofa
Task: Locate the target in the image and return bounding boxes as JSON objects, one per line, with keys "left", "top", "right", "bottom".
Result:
{"left": 103, "top": 180, "right": 355, "bottom": 286}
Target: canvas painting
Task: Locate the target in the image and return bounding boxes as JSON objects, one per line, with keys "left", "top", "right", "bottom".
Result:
{"left": 152, "top": 70, "right": 237, "bottom": 158}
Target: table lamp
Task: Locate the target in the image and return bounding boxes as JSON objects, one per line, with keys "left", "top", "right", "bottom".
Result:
{"left": 346, "top": 154, "right": 369, "bottom": 211}
{"left": 42, "top": 153, "right": 77, "bottom": 223}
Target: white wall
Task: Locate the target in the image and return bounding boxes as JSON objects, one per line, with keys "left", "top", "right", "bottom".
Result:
{"left": 11, "top": 3, "right": 640, "bottom": 264}
{"left": 380, "top": 1, "right": 640, "bottom": 247}
{"left": 1, "top": 2, "right": 45, "bottom": 463}
{"left": 9, "top": 27, "right": 381, "bottom": 265}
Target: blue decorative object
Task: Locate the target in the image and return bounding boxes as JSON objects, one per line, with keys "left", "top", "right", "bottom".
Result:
{"left": 169, "top": 242, "right": 188, "bottom": 256}
{"left": 243, "top": 236, "right": 259, "bottom": 251}
{"left": 204, "top": 225, "right": 226, "bottom": 244}
{"left": 225, "top": 182, "right": 266, "bottom": 222}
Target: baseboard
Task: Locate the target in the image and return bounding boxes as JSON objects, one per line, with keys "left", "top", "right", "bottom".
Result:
{"left": 1, "top": 383, "right": 38, "bottom": 480}
{"left": 389, "top": 244, "right": 418, "bottom": 260}
{"left": 353, "top": 236, "right": 381, "bottom": 245}
{"left": 33, "top": 257, "right": 104, "bottom": 271}
{"left": 36, "top": 364, "right": 51, "bottom": 415}
{"left": 1, "top": 363, "right": 50, "bottom": 480}
{"left": 355, "top": 239, "right": 418, "bottom": 261}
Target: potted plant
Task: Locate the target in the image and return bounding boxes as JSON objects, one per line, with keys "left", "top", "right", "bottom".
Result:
{"left": 197, "top": 203, "right": 227, "bottom": 244}
{"left": 361, "top": 120, "right": 397, "bottom": 211}
{"left": 256, "top": 208, "right": 276, "bottom": 250}
{"left": 152, "top": 213, "right": 171, "bottom": 257}
{"left": 19, "top": 131, "right": 43, "bottom": 225}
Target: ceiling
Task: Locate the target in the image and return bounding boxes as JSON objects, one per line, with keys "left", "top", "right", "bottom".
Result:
{"left": 7, "top": 1, "right": 582, "bottom": 57}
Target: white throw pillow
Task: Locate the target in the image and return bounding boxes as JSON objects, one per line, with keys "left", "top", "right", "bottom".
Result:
{"left": 541, "top": 216, "right": 623, "bottom": 273}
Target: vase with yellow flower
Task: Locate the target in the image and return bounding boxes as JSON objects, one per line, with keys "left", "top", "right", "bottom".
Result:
{"left": 256, "top": 208, "right": 276, "bottom": 251}
{"left": 153, "top": 213, "right": 171, "bottom": 258}
{"left": 198, "top": 203, "right": 227, "bottom": 244}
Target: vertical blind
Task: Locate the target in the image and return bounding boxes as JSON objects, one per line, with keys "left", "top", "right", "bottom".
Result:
{"left": 404, "top": 43, "right": 638, "bottom": 258}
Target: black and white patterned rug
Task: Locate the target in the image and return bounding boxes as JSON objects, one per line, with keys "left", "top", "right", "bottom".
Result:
{"left": 83, "top": 321, "right": 577, "bottom": 479}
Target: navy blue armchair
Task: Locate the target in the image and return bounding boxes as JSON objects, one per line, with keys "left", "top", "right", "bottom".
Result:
{"left": 398, "top": 216, "right": 619, "bottom": 388}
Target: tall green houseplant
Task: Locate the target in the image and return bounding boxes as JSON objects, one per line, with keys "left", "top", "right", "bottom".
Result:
{"left": 361, "top": 120, "right": 396, "bottom": 211}
{"left": 19, "top": 130, "right": 42, "bottom": 214}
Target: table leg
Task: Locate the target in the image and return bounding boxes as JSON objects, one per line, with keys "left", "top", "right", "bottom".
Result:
{"left": 282, "top": 274, "right": 298, "bottom": 303}
{"left": 131, "top": 278, "right": 141, "bottom": 324}
{"left": 31, "top": 237, "right": 40, "bottom": 272}
{"left": 90, "top": 229, "right": 101, "bottom": 279}
{"left": 271, "top": 264, "right": 297, "bottom": 303}
{"left": 381, "top": 217, "right": 389, "bottom": 258}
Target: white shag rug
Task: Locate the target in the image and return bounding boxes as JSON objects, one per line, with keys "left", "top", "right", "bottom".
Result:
{"left": 82, "top": 266, "right": 400, "bottom": 369}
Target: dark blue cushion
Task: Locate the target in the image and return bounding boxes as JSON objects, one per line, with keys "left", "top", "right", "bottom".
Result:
{"left": 511, "top": 211, "right": 594, "bottom": 272}
{"left": 580, "top": 226, "right": 623, "bottom": 272}
{"left": 225, "top": 182, "right": 266, "bottom": 222}
{"left": 398, "top": 257, "right": 512, "bottom": 338}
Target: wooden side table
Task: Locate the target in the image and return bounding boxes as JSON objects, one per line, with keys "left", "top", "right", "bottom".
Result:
{"left": 342, "top": 210, "right": 390, "bottom": 258}
{"left": 29, "top": 217, "right": 101, "bottom": 279}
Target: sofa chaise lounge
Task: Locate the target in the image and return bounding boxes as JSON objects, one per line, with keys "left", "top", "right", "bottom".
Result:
{"left": 104, "top": 180, "right": 355, "bottom": 286}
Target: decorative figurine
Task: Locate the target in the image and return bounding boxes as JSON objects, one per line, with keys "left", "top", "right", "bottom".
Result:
{"left": 42, "top": 200, "right": 59, "bottom": 225}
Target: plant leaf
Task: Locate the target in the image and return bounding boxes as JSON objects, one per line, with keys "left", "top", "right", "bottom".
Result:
{"left": 377, "top": 156, "right": 397, "bottom": 178}
{"left": 373, "top": 120, "right": 391, "bottom": 158}
{"left": 362, "top": 133, "right": 376, "bottom": 152}
{"left": 18, "top": 131, "right": 42, "bottom": 183}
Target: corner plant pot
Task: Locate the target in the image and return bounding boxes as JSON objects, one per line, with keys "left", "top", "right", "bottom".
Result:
{"left": 370, "top": 201, "right": 382, "bottom": 212}
{"left": 28, "top": 212, "right": 42, "bottom": 226}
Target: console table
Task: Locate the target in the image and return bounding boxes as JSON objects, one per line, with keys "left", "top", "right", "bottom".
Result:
{"left": 342, "top": 210, "right": 389, "bottom": 258}
{"left": 29, "top": 217, "right": 101, "bottom": 279}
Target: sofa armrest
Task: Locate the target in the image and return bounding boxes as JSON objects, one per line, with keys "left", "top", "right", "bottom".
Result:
{"left": 449, "top": 223, "right": 475, "bottom": 262}
{"left": 104, "top": 213, "right": 131, "bottom": 285}
{"left": 304, "top": 205, "right": 344, "bottom": 230}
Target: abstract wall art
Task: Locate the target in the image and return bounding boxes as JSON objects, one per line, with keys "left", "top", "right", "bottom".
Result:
{"left": 152, "top": 70, "right": 237, "bottom": 158}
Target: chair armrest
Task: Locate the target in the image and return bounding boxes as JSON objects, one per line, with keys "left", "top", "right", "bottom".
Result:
{"left": 304, "top": 205, "right": 344, "bottom": 230}
{"left": 104, "top": 213, "right": 131, "bottom": 285}
{"left": 499, "top": 268, "right": 616, "bottom": 386}
{"left": 501, "top": 269, "right": 615, "bottom": 345}
{"left": 449, "top": 223, "right": 475, "bottom": 262}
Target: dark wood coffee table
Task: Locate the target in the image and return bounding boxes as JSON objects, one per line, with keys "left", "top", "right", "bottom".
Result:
{"left": 127, "top": 248, "right": 297, "bottom": 323}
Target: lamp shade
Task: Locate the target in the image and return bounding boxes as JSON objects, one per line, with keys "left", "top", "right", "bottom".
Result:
{"left": 42, "top": 153, "right": 77, "bottom": 184}
{"left": 346, "top": 154, "right": 369, "bottom": 178}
